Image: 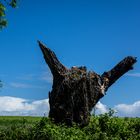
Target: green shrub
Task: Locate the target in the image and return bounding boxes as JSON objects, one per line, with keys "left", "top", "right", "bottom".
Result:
{"left": 0, "top": 112, "right": 140, "bottom": 140}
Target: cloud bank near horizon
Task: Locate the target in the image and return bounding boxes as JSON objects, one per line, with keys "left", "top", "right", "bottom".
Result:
{"left": 114, "top": 101, "right": 140, "bottom": 117}
{"left": 0, "top": 96, "right": 49, "bottom": 116}
{"left": 0, "top": 96, "right": 139, "bottom": 117}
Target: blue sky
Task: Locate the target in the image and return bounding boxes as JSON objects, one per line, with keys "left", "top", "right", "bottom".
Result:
{"left": 0, "top": 0, "right": 140, "bottom": 116}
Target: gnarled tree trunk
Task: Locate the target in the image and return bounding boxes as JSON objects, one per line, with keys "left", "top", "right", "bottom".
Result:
{"left": 38, "top": 41, "right": 137, "bottom": 127}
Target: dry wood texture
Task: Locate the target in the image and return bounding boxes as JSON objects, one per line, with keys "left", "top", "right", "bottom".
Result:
{"left": 38, "top": 41, "right": 137, "bottom": 127}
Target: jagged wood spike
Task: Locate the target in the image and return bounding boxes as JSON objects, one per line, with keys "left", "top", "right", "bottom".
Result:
{"left": 38, "top": 41, "right": 137, "bottom": 127}
{"left": 38, "top": 41, "right": 67, "bottom": 77}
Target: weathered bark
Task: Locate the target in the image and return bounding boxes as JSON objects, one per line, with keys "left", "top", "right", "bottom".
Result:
{"left": 38, "top": 41, "right": 137, "bottom": 127}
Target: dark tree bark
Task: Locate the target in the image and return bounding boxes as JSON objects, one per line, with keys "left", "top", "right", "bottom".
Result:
{"left": 38, "top": 41, "right": 137, "bottom": 127}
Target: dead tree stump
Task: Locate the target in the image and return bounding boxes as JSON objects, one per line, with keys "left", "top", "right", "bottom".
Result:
{"left": 38, "top": 41, "right": 137, "bottom": 126}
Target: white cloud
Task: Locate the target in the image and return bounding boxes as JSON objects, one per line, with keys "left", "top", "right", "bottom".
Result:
{"left": 91, "top": 101, "right": 140, "bottom": 117}
{"left": 10, "top": 83, "right": 32, "bottom": 88}
{"left": 126, "top": 73, "right": 140, "bottom": 78}
{"left": 0, "top": 97, "right": 109, "bottom": 116}
{"left": 16, "top": 74, "right": 37, "bottom": 80}
{"left": 40, "top": 71, "right": 53, "bottom": 83}
{"left": 0, "top": 96, "right": 49, "bottom": 116}
{"left": 0, "top": 96, "right": 109, "bottom": 117}
{"left": 114, "top": 101, "right": 140, "bottom": 117}
{"left": 96, "top": 102, "right": 108, "bottom": 114}
{"left": 15, "top": 71, "right": 53, "bottom": 83}
{"left": 10, "top": 82, "right": 46, "bottom": 89}
{"left": 0, "top": 96, "right": 140, "bottom": 117}
{"left": 91, "top": 102, "right": 108, "bottom": 115}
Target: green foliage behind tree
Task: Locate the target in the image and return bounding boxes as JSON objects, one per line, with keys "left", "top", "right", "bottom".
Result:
{"left": 0, "top": 112, "right": 140, "bottom": 140}
{"left": 0, "top": 0, "right": 17, "bottom": 29}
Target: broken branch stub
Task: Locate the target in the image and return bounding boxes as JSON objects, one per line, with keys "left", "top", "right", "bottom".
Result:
{"left": 38, "top": 41, "right": 67, "bottom": 77}
{"left": 101, "top": 56, "right": 137, "bottom": 91}
{"left": 38, "top": 41, "right": 137, "bottom": 127}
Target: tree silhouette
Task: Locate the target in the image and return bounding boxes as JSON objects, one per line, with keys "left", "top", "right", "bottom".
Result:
{"left": 38, "top": 41, "right": 137, "bottom": 127}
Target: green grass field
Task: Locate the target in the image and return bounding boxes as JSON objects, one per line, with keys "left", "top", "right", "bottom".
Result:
{"left": 0, "top": 113, "right": 139, "bottom": 140}
{"left": 0, "top": 116, "right": 41, "bottom": 129}
{"left": 0, "top": 116, "right": 41, "bottom": 140}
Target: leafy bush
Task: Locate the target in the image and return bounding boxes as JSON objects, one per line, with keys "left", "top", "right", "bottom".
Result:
{"left": 0, "top": 112, "right": 140, "bottom": 140}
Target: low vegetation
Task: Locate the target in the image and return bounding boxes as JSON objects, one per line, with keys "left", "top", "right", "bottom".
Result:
{"left": 0, "top": 112, "right": 139, "bottom": 140}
